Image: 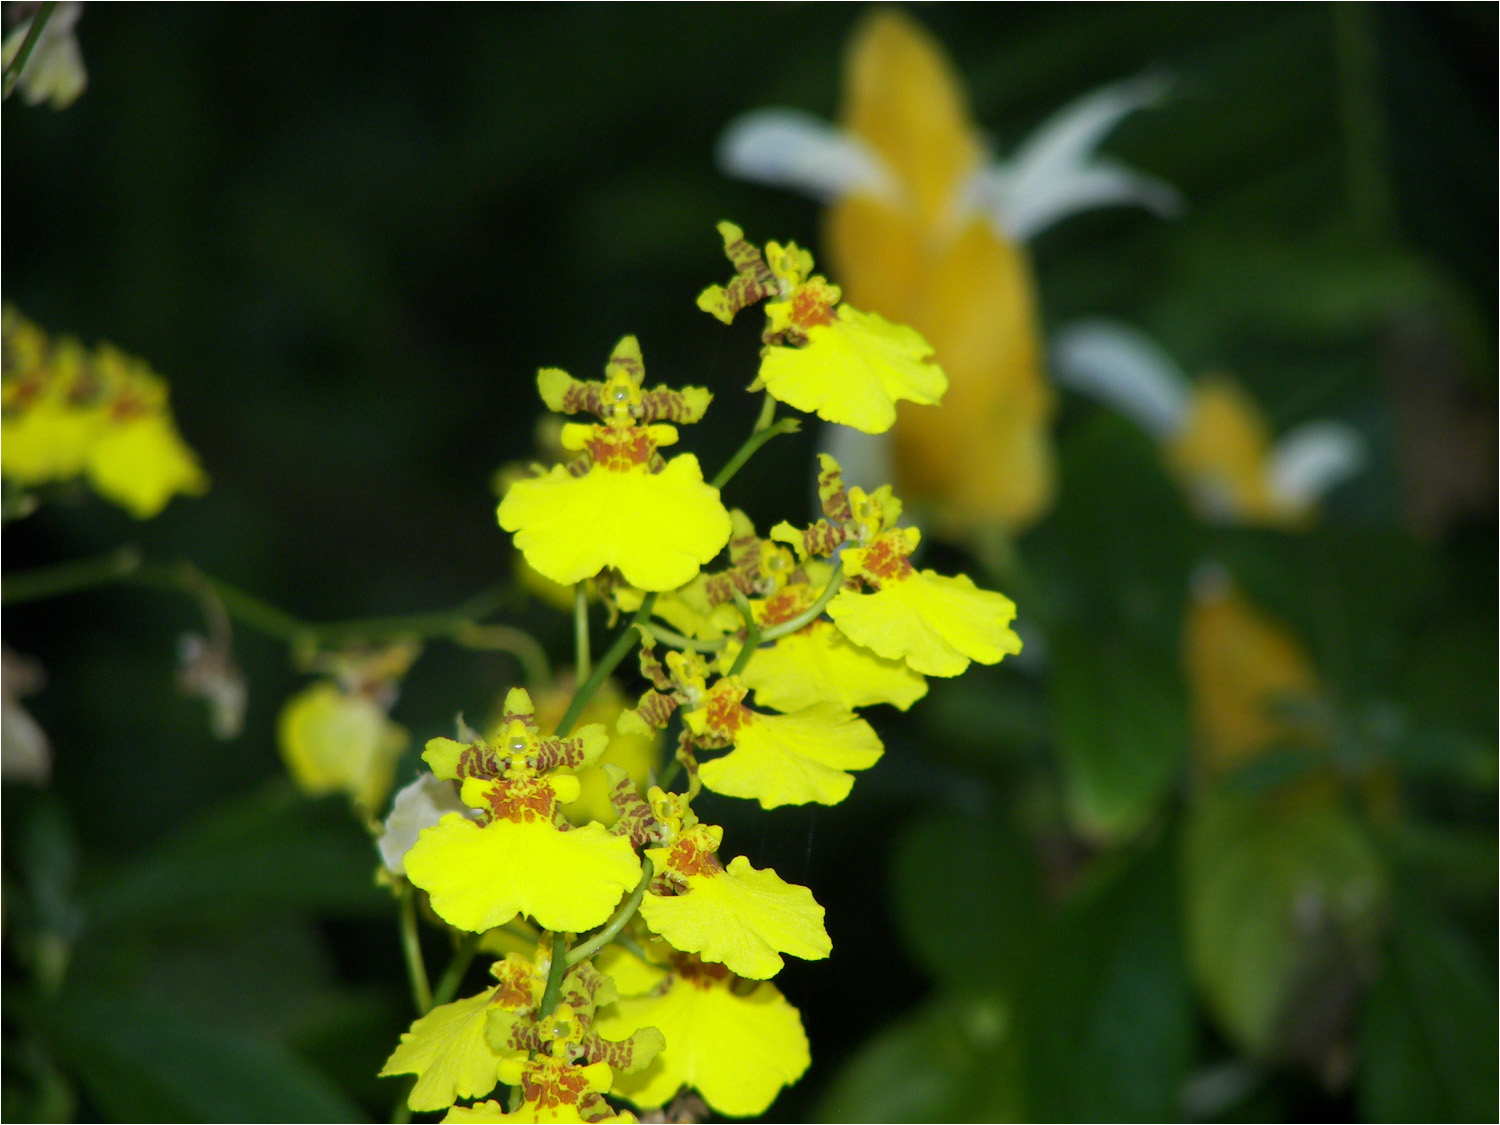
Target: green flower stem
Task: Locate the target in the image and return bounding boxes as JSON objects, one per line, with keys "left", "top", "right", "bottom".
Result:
{"left": 397, "top": 883, "right": 433, "bottom": 1015}
{"left": 710, "top": 417, "right": 800, "bottom": 491}
{"left": 4, "top": 548, "right": 519, "bottom": 652}
{"left": 134, "top": 561, "right": 308, "bottom": 642}
{"left": 556, "top": 594, "right": 657, "bottom": 736}
{"left": 430, "top": 932, "right": 482, "bottom": 1010}
{"left": 752, "top": 391, "right": 778, "bottom": 433}
{"left": 2, "top": 1, "right": 57, "bottom": 99}
{"left": 2, "top": 545, "right": 143, "bottom": 604}
{"left": 757, "top": 560, "right": 845, "bottom": 645}
{"left": 637, "top": 623, "right": 725, "bottom": 653}
{"left": 295, "top": 584, "right": 515, "bottom": 646}
{"left": 725, "top": 590, "right": 761, "bottom": 678}
{"left": 574, "top": 583, "right": 591, "bottom": 681}
{"left": 567, "top": 858, "right": 654, "bottom": 967}
{"left": 453, "top": 623, "right": 552, "bottom": 689}
{"left": 537, "top": 932, "right": 572, "bottom": 1020}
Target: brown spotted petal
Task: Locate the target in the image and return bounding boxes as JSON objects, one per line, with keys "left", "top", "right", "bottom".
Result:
{"left": 604, "top": 765, "right": 660, "bottom": 849}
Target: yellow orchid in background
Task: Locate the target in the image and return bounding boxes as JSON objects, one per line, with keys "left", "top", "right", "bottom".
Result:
{"left": 1182, "top": 567, "right": 1327, "bottom": 778}
{"left": 2, "top": 307, "right": 211, "bottom": 518}
{"left": 277, "top": 680, "right": 409, "bottom": 813}
{"left": 718, "top": 9, "right": 1178, "bottom": 536}
{"left": 1052, "top": 320, "right": 1366, "bottom": 526}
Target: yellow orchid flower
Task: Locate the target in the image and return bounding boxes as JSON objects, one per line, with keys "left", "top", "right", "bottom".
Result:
{"left": 498, "top": 336, "right": 732, "bottom": 592}
{"left": 404, "top": 690, "right": 642, "bottom": 934}
{"left": 277, "top": 680, "right": 408, "bottom": 812}
{"left": 381, "top": 954, "right": 545, "bottom": 1112}
{"left": 698, "top": 222, "right": 948, "bottom": 434}
{"left": 1053, "top": 320, "right": 1366, "bottom": 526}
{"left": 2, "top": 308, "right": 210, "bottom": 517}
{"left": 638, "top": 800, "right": 830, "bottom": 980}
{"left": 718, "top": 9, "right": 1177, "bottom": 534}
{"left": 772, "top": 454, "right": 1023, "bottom": 678}
{"left": 597, "top": 952, "right": 810, "bottom": 1119}
{"left": 445, "top": 1057, "right": 637, "bottom": 1123}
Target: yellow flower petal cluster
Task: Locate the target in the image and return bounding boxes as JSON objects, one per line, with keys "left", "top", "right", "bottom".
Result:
{"left": 381, "top": 955, "right": 543, "bottom": 1111}
{"left": 773, "top": 454, "right": 1022, "bottom": 677}
{"left": 598, "top": 954, "right": 810, "bottom": 1118}
{"left": 698, "top": 222, "right": 947, "bottom": 434}
{"left": 498, "top": 336, "right": 732, "bottom": 591}
{"left": 276, "top": 680, "right": 408, "bottom": 812}
{"left": 2, "top": 308, "right": 209, "bottom": 517}
{"left": 730, "top": 578, "right": 927, "bottom": 713}
{"left": 404, "top": 690, "right": 642, "bottom": 934}
{"left": 447, "top": 1058, "right": 635, "bottom": 1123}
{"left": 641, "top": 820, "right": 830, "bottom": 980}
{"left": 685, "top": 678, "right": 883, "bottom": 809}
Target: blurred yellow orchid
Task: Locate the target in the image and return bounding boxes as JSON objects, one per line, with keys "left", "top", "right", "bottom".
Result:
{"left": 718, "top": 9, "right": 1177, "bottom": 535}
{"left": 1053, "top": 320, "right": 1366, "bottom": 526}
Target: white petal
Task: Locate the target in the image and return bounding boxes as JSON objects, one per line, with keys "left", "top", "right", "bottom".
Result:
{"left": 717, "top": 109, "right": 895, "bottom": 204}
{"left": 1051, "top": 319, "right": 1191, "bottom": 439}
{"left": 969, "top": 74, "right": 1181, "bottom": 241}
{"left": 817, "top": 423, "right": 893, "bottom": 495}
{"left": 1268, "top": 422, "right": 1365, "bottom": 508}
{"left": 379, "top": 774, "right": 474, "bottom": 876}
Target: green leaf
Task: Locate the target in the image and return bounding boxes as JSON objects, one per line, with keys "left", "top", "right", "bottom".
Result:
{"left": 889, "top": 811, "right": 1041, "bottom": 992}
{"left": 1030, "top": 413, "right": 1194, "bottom": 649}
{"left": 1050, "top": 627, "right": 1187, "bottom": 841}
{"left": 814, "top": 992, "right": 1023, "bottom": 1123}
{"left": 1358, "top": 886, "right": 1498, "bottom": 1121}
{"left": 78, "top": 782, "right": 387, "bottom": 935}
{"left": 1182, "top": 785, "right": 1387, "bottom": 1062}
{"left": 36, "top": 993, "right": 368, "bottom": 1122}
{"left": 1022, "top": 835, "right": 1194, "bottom": 1122}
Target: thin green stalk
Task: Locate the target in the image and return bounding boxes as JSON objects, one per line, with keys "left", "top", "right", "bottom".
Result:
{"left": 637, "top": 622, "right": 725, "bottom": 653}
{"left": 574, "top": 583, "right": 591, "bottom": 681}
{"left": 142, "top": 562, "right": 310, "bottom": 642}
{"left": 397, "top": 883, "right": 433, "bottom": 1015}
{"left": 2, "top": 545, "right": 142, "bottom": 604}
{"left": 757, "top": 560, "right": 845, "bottom": 645}
{"left": 556, "top": 594, "right": 657, "bottom": 735}
{"left": 430, "top": 933, "right": 481, "bottom": 1010}
{"left": 2, "top": 1, "right": 57, "bottom": 99}
{"left": 710, "top": 417, "right": 800, "bottom": 490}
{"left": 537, "top": 932, "right": 571, "bottom": 1020}
{"left": 752, "top": 391, "right": 778, "bottom": 433}
{"left": 726, "top": 590, "right": 761, "bottom": 678}
{"left": 454, "top": 622, "right": 552, "bottom": 688}
{"left": 567, "top": 859, "right": 654, "bottom": 966}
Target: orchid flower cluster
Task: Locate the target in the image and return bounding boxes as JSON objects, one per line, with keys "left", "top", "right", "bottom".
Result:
{"left": 375, "top": 224, "right": 1021, "bottom": 1121}
{"left": 1, "top": 306, "right": 209, "bottom": 519}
